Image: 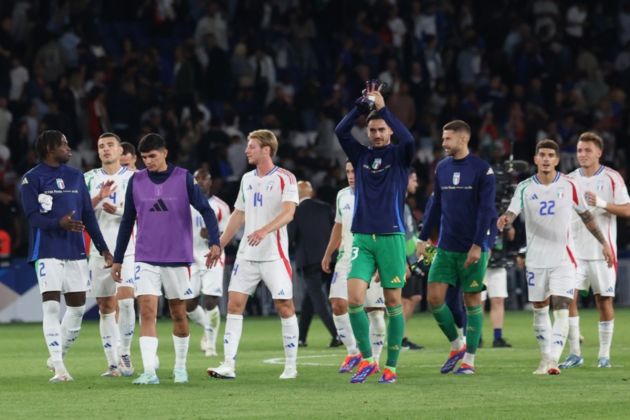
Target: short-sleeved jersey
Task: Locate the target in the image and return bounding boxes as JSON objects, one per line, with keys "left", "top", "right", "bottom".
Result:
{"left": 335, "top": 186, "right": 355, "bottom": 264}
{"left": 191, "top": 195, "right": 230, "bottom": 266}
{"left": 507, "top": 172, "right": 587, "bottom": 268}
{"left": 569, "top": 165, "right": 630, "bottom": 260}
{"left": 234, "top": 167, "right": 298, "bottom": 261}
{"left": 84, "top": 167, "right": 134, "bottom": 256}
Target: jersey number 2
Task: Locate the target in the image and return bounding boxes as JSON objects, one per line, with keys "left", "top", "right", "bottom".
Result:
{"left": 538, "top": 200, "right": 555, "bottom": 216}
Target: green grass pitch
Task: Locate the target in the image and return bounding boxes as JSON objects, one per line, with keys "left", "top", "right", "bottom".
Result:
{"left": 1, "top": 308, "right": 629, "bottom": 419}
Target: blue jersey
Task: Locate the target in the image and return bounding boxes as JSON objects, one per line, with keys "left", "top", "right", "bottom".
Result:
{"left": 335, "top": 107, "right": 415, "bottom": 234}
{"left": 420, "top": 154, "right": 496, "bottom": 252}
{"left": 20, "top": 163, "right": 108, "bottom": 262}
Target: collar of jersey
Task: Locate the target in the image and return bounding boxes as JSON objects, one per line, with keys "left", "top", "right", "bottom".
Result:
{"left": 533, "top": 172, "right": 560, "bottom": 185}
{"left": 254, "top": 166, "right": 278, "bottom": 177}
{"left": 578, "top": 165, "right": 605, "bottom": 177}
{"left": 100, "top": 166, "right": 128, "bottom": 176}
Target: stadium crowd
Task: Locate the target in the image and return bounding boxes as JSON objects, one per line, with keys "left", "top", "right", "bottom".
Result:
{"left": 1, "top": 0, "right": 630, "bottom": 260}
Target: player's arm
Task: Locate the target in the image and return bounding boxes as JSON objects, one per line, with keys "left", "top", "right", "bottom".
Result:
{"left": 113, "top": 175, "right": 137, "bottom": 264}
{"left": 247, "top": 201, "right": 297, "bottom": 246}
{"left": 473, "top": 165, "right": 497, "bottom": 247}
{"left": 584, "top": 191, "right": 630, "bottom": 218}
{"left": 19, "top": 175, "right": 62, "bottom": 230}
{"left": 187, "top": 176, "right": 220, "bottom": 247}
{"left": 220, "top": 209, "right": 245, "bottom": 248}
{"left": 577, "top": 209, "right": 614, "bottom": 266}
{"left": 334, "top": 107, "right": 367, "bottom": 164}
{"left": 498, "top": 182, "right": 524, "bottom": 231}
{"left": 417, "top": 172, "right": 442, "bottom": 258}
{"left": 321, "top": 222, "right": 342, "bottom": 273}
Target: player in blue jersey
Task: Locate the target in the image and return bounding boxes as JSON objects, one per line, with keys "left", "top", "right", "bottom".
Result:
{"left": 20, "top": 130, "right": 112, "bottom": 382}
{"left": 112, "top": 133, "right": 221, "bottom": 385}
{"left": 418, "top": 120, "right": 496, "bottom": 375}
{"left": 335, "top": 83, "right": 415, "bottom": 384}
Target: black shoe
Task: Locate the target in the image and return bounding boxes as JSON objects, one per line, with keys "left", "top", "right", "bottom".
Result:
{"left": 329, "top": 337, "right": 343, "bottom": 348}
{"left": 298, "top": 340, "right": 308, "bottom": 348}
{"left": 478, "top": 337, "right": 483, "bottom": 348}
{"left": 401, "top": 337, "right": 424, "bottom": 350}
{"left": 492, "top": 337, "right": 512, "bottom": 348}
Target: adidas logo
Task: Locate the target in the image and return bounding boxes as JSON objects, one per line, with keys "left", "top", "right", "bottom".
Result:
{"left": 49, "top": 341, "right": 60, "bottom": 347}
{"left": 104, "top": 343, "right": 112, "bottom": 348}
{"left": 149, "top": 199, "right": 169, "bottom": 212}
{"left": 391, "top": 276, "right": 401, "bottom": 283}
{"left": 607, "top": 287, "right": 614, "bottom": 293}
{"left": 376, "top": 298, "right": 384, "bottom": 304}
{"left": 285, "top": 343, "right": 296, "bottom": 348}
{"left": 530, "top": 193, "right": 539, "bottom": 200}
{"left": 535, "top": 335, "right": 544, "bottom": 341}
{"left": 566, "top": 289, "right": 573, "bottom": 295}
{"left": 553, "top": 340, "right": 564, "bottom": 346}
{"left": 471, "top": 280, "right": 479, "bottom": 288}
{"left": 184, "top": 288, "right": 193, "bottom": 295}
{"left": 278, "top": 290, "right": 285, "bottom": 296}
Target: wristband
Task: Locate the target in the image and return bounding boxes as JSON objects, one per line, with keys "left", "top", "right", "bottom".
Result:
{"left": 595, "top": 196, "right": 608, "bottom": 209}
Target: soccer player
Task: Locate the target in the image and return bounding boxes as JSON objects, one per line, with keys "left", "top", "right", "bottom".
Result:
{"left": 84, "top": 133, "right": 136, "bottom": 376}
{"left": 402, "top": 171, "right": 423, "bottom": 350}
{"left": 418, "top": 120, "right": 496, "bottom": 375}
{"left": 335, "top": 85, "right": 414, "bottom": 384}
{"left": 321, "top": 161, "right": 387, "bottom": 373}
{"left": 207, "top": 129, "right": 300, "bottom": 380}
{"left": 560, "top": 132, "right": 630, "bottom": 369}
{"left": 187, "top": 168, "right": 230, "bottom": 357}
{"left": 20, "top": 130, "right": 112, "bottom": 382}
{"left": 497, "top": 139, "right": 614, "bottom": 375}
{"left": 112, "top": 133, "right": 221, "bottom": 385}
{"left": 120, "top": 142, "right": 137, "bottom": 171}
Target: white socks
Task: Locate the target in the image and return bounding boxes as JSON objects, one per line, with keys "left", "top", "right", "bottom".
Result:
{"left": 61, "top": 305, "right": 85, "bottom": 356}
{"left": 118, "top": 298, "right": 135, "bottom": 356}
{"left": 550, "top": 309, "right": 569, "bottom": 362}
{"left": 568, "top": 316, "right": 581, "bottom": 356}
{"left": 139, "top": 336, "right": 158, "bottom": 375}
{"left": 173, "top": 335, "right": 190, "bottom": 370}
{"left": 42, "top": 301, "right": 65, "bottom": 372}
{"left": 533, "top": 306, "right": 552, "bottom": 359}
{"left": 463, "top": 352, "right": 475, "bottom": 366}
{"left": 367, "top": 311, "right": 386, "bottom": 362}
{"left": 333, "top": 313, "right": 359, "bottom": 355}
{"left": 281, "top": 315, "right": 299, "bottom": 368}
{"left": 99, "top": 311, "right": 119, "bottom": 367}
{"left": 599, "top": 320, "right": 614, "bottom": 359}
{"left": 207, "top": 306, "right": 221, "bottom": 351}
{"left": 223, "top": 314, "right": 243, "bottom": 365}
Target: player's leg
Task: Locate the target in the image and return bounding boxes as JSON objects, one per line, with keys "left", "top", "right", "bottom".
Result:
{"left": 116, "top": 280, "right": 136, "bottom": 376}
{"left": 208, "top": 259, "right": 256, "bottom": 379}
{"left": 91, "top": 254, "right": 121, "bottom": 376}
{"left": 133, "top": 263, "right": 161, "bottom": 384}
{"left": 546, "top": 264, "right": 576, "bottom": 374}
{"left": 401, "top": 272, "right": 423, "bottom": 350}
{"left": 527, "top": 267, "right": 554, "bottom": 374}
{"left": 593, "top": 260, "right": 616, "bottom": 367}
{"left": 560, "top": 289, "right": 583, "bottom": 369}
{"left": 329, "top": 266, "right": 360, "bottom": 373}
{"left": 488, "top": 268, "right": 511, "bottom": 348}
{"left": 37, "top": 259, "right": 71, "bottom": 382}
{"left": 261, "top": 259, "right": 299, "bottom": 379}
{"left": 201, "top": 264, "right": 224, "bottom": 356}
{"left": 446, "top": 284, "right": 467, "bottom": 339}
{"left": 185, "top": 267, "right": 209, "bottom": 352}
{"left": 60, "top": 260, "right": 89, "bottom": 362}
{"left": 365, "top": 281, "right": 386, "bottom": 366}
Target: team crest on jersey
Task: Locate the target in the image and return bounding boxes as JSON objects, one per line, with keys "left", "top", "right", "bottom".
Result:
{"left": 266, "top": 181, "right": 274, "bottom": 191}
{"left": 56, "top": 178, "right": 65, "bottom": 189}
{"left": 596, "top": 180, "right": 605, "bottom": 191}
{"left": 453, "top": 172, "right": 460, "bottom": 185}
{"left": 371, "top": 158, "right": 382, "bottom": 170}
{"left": 556, "top": 188, "right": 565, "bottom": 199}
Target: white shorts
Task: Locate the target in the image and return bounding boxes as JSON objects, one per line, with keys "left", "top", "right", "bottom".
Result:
{"left": 576, "top": 259, "right": 616, "bottom": 297}
{"left": 191, "top": 263, "right": 224, "bottom": 298}
{"left": 228, "top": 258, "right": 293, "bottom": 300}
{"left": 134, "top": 262, "right": 193, "bottom": 300}
{"left": 330, "top": 261, "right": 350, "bottom": 300}
{"left": 89, "top": 254, "right": 135, "bottom": 298}
{"left": 35, "top": 258, "right": 89, "bottom": 294}
{"left": 483, "top": 267, "right": 508, "bottom": 299}
{"left": 526, "top": 264, "right": 576, "bottom": 302}
{"left": 365, "top": 279, "right": 385, "bottom": 308}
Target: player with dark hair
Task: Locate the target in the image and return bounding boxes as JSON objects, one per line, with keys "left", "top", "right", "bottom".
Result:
{"left": 112, "top": 133, "right": 221, "bottom": 385}
{"left": 21, "top": 130, "right": 112, "bottom": 382}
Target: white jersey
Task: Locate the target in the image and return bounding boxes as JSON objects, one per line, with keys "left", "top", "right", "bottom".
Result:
{"left": 569, "top": 165, "right": 630, "bottom": 260}
{"left": 234, "top": 166, "right": 298, "bottom": 261}
{"left": 507, "top": 172, "right": 587, "bottom": 268}
{"left": 335, "top": 186, "right": 355, "bottom": 265}
{"left": 191, "top": 195, "right": 231, "bottom": 267}
{"left": 84, "top": 167, "right": 134, "bottom": 256}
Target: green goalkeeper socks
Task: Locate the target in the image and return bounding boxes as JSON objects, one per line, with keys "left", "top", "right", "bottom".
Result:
{"left": 348, "top": 304, "right": 372, "bottom": 359}
{"left": 386, "top": 304, "right": 404, "bottom": 367}
{"left": 465, "top": 305, "right": 483, "bottom": 354}
{"left": 431, "top": 303, "right": 460, "bottom": 342}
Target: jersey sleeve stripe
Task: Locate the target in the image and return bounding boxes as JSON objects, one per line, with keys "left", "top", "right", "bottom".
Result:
{"left": 277, "top": 174, "right": 285, "bottom": 192}
{"left": 563, "top": 176, "right": 579, "bottom": 205}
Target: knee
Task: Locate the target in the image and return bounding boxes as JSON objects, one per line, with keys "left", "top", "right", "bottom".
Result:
{"left": 204, "top": 296, "right": 219, "bottom": 311}
{"left": 427, "top": 294, "right": 443, "bottom": 309}
{"left": 275, "top": 300, "right": 295, "bottom": 318}
{"left": 227, "top": 299, "right": 245, "bottom": 315}
{"left": 331, "top": 300, "right": 347, "bottom": 315}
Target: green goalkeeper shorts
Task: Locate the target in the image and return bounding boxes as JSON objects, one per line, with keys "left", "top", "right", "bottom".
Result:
{"left": 348, "top": 233, "right": 406, "bottom": 289}
{"left": 428, "top": 248, "right": 489, "bottom": 293}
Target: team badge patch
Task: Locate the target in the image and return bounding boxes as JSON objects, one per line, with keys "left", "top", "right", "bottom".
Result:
{"left": 266, "top": 181, "right": 274, "bottom": 191}
{"left": 56, "top": 178, "right": 65, "bottom": 189}
{"left": 371, "top": 158, "right": 382, "bottom": 170}
{"left": 453, "top": 172, "right": 460, "bottom": 185}
{"left": 596, "top": 180, "right": 605, "bottom": 191}
{"left": 557, "top": 188, "right": 565, "bottom": 199}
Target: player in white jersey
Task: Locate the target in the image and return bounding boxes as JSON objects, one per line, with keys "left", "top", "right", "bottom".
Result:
{"left": 187, "top": 168, "right": 230, "bottom": 357}
{"left": 322, "top": 161, "right": 386, "bottom": 374}
{"left": 84, "top": 133, "right": 136, "bottom": 377}
{"left": 208, "top": 129, "right": 300, "bottom": 380}
{"left": 560, "top": 132, "right": 630, "bottom": 369}
{"left": 498, "top": 139, "right": 613, "bottom": 375}
{"left": 120, "top": 142, "right": 138, "bottom": 171}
